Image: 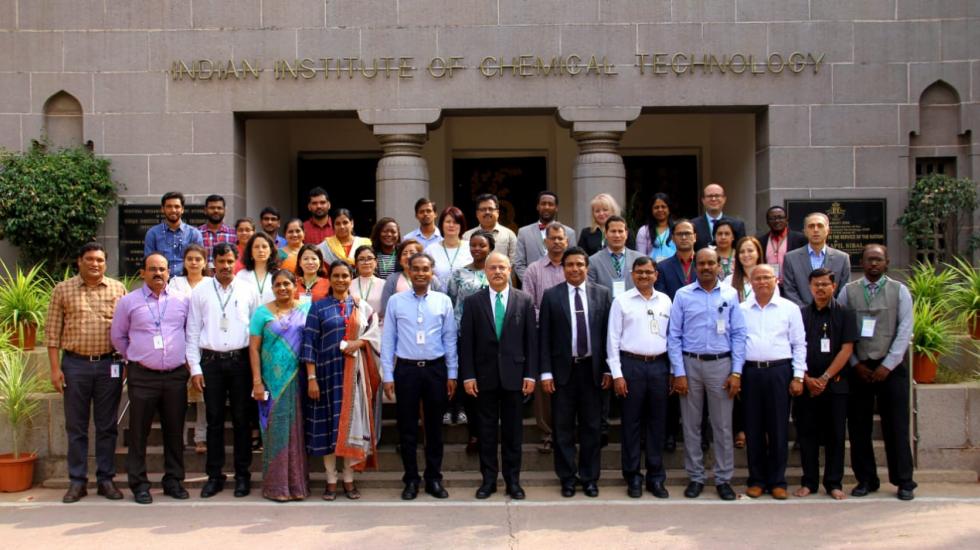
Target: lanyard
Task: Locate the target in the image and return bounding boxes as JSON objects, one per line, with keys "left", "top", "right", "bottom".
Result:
{"left": 681, "top": 258, "right": 694, "bottom": 283}
{"left": 143, "top": 289, "right": 168, "bottom": 331}
{"left": 598, "top": 229, "right": 606, "bottom": 249}
{"left": 213, "top": 279, "right": 233, "bottom": 317}
{"left": 610, "top": 252, "right": 624, "bottom": 279}
{"left": 357, "top": 277, "right": 374, "bottom": 301}
{"left": 378, "top": 253, "right": 396, "bottom": 274}
{"left": 719, "top": 252, "right": 734, "bottom": 278}
{"left": 442, "top": 244, "right": 462, "bottom": 271}
{"left": 254, "top": 271, "right": 267, "bottom": 296}
{"left": 654, "top": 227, "right": 669, "bottom": 250}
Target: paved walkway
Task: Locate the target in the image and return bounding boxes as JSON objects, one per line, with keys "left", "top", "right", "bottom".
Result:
{"left": 3, "top": 484, "right": 980, "bottom": 549}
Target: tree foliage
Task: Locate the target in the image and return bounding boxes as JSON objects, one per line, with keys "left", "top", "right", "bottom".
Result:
{"left": 896, "top": 173, "right": 977, "bottom": 253}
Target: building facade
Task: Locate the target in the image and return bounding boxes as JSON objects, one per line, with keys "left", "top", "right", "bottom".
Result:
{"left": 1, "top": 1, "right": 978, "bottom": 269}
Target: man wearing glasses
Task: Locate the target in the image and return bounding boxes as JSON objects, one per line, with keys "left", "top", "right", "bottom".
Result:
{"left": 462, "top": 193, "right": 518, "bottom": 267}
{"left": 691, "top": 183, "right": 746, "bottom": 251}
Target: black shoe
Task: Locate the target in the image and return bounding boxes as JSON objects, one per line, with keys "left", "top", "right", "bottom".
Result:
{"left": 663, "top": 435, "right": 677, "bottom": 453}
{"left": 200, "top": 477, "right": 226, "bottom": 498}
{"left": 582, "top": 482, "right": 598, "bottom": 498}
{"left": 701, "top": 440, "right": 710, "bottom": 452}
{"left": 425, "top": 480, "right": 448, "bottom": 499}
{"left": 401, "top": 481, "right": 419, "bottom": 500}
{"left": 684, "top": 481, "right": 704, "bottom": 498}
{"left": 62, "top": 482, "right": 87, "bottom": 503}
{"left": 133, "top": 489, "right": 153, "bottom": 504}
{"left": 716, "top": 483, "right": 736, "bottom": 501}
{"left": 234, "top": 478, "right": 251, "bottom": 498}
{"left": 162, "top": 482, "right": 189, "bottom": 500}
{"left": 97, "top": 480, "right": 123, "bottom": 500}
{"left": 506, "top": 483, "right": 526, "bottom": 500}
{"left": 897, "top": 487, "right": 915, "bottom": 501}
{"left": 627, "top": 479, "right": 643, "bottom": 499}
{"left": 600, "top": 434, "right": 610, "bottom": 448}
{"left": 476, "top": 482, "right": 497, "bottom": 499}
{"left": 647, "top": 481, "right": 669, "bottom": 499}
{"left": 561, "top": 482, "right": 576, "bottom": 498}
{"left": 851, "top": 481, "right": 880, "bottom": 497}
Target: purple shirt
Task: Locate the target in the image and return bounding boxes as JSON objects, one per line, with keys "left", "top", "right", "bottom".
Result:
{"left": 523, "top": 256, "right": 566, "bottom": 320}
{"left": 110, "top": 284, "right": 190, "bottom": 371}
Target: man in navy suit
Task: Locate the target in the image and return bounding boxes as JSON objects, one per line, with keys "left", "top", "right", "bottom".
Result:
{"left": 691, "top": 183, "right": 746, "bottom": 251}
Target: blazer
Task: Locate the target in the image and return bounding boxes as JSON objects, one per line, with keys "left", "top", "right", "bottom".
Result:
{"left": 514, "top": 222, "right": 576, "bottom": 281}
{"left": 757, "top": 230, "right": 808, "bottom": 258}
{"left": 538, "top": 282, "right": 612, "bottom": 387}
{"left": 654, "top": 254, "right": 695, "bottom": 300}
{"left": 576, "top": 227, "right": 637, "bottom": 257}
{"left": 459, "top": 287, "right": 539, "bottom": 392}
{"left": 587, "top": 248, "right": 642, "bottom": 293}
{"left": 781, "top": 245, "right": 851, "bottom": 306}
{"left": 692, "top": 214, "right": 747, "bottom": 251}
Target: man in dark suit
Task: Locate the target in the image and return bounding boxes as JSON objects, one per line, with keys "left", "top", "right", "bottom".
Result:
{"left": 692, "top": 183, "right": 746, "bottom": 251}
{"left": 539, "top": 247, "right": 613, "bottom": 498}
{"left": 757, "top": 206, "right": 807, "bottom": 283}
{"left": 461, "top": 252, "right": 538, "bottom": 500}
{"left": 781, "top": 212, "right": 851, "bottom": 306}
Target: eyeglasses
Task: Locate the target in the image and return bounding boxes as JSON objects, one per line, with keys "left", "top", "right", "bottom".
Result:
{"left": 703, "top": 194, "right": 724, "bottom": 199}
{"left": 357, "top": 257, "right": 377, "bottom": 263}
{"left": 674, "top": 231, "right": 695, "bottom": 237}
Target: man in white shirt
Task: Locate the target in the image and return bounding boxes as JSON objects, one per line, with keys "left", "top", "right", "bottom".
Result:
{"left": 607, "top": 256, "right": 672, "bottom": 499}
{"left": 186, "top": 242, "right": 260, "bottom": 499}
{"left": 738, "top": 264, "right": 806, "bottom": 500}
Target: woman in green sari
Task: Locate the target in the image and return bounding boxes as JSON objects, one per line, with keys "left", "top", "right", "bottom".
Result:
{"left": 249, "top": 269, "right": 312, "bottom": 501}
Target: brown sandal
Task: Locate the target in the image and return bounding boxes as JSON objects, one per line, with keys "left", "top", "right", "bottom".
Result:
{"left": 322, "top": 483, "right": 337, "bottom": 501}
{"left": 343, "top": 481, "right": 361, "bottom": 500}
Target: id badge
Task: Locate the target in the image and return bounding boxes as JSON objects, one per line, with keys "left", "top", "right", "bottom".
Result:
{"left": 860, "top": 317, "right": 877, "bottom": 338}
{"left": 650, "top": 319, "right": 659, "bottom": 335}
{"left": 219, "top": 316, "right": 230, "bottom": 331}
{"left": 820, "top": 338, "right": 831, "bottom": 353}
{"left": 110, "top": 363, "right": 121, "bottom": 378}
{"left": 654, "top": 256, "right": 667, "bottom": 264}
{"left": 716, "top": 318, "right": 726, "bottom": 334}
{"left": 416, "top": 330, "right": 426, "bottom": 345}
{"left": 612, "top": 280, "right": 626, "bottom": 297}
{"left": 153, "top": 334, "right": 165, "bottom": 349}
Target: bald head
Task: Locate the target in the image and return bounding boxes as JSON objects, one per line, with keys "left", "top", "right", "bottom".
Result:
{"left": 750, "top": 263, "right": 777, "bottom": 303}
{"left": 702, "top": 183, "right": 727, "bottom": 216}
{"left": 695, "top": 247, "right": 721, "bottom": 288}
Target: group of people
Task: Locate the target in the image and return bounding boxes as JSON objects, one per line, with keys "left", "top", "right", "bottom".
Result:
{"left": 46, "top": 182, "right": 916, "bottom": 505}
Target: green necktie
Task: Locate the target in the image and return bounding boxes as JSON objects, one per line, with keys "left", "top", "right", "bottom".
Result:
{"left": 494, "top": 292, "right": 505, "bottom": 340}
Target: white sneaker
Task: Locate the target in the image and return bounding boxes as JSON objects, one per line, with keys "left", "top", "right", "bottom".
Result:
{"left": 442, "top": 412, "right": 452, "bottom": 425}
{"left": 456, "top": 411, "right": 468, "bottom": 424}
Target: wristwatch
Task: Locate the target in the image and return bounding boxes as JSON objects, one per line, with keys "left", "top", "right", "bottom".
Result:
{"left": 729, "top": 372, "right": 741, "bottom": 379}
{"left": 307, "top": 374, "right": 317, "bottom": 381}
{"left": 793, "top": 377, "right": 804, "bottom": 383}
{"left": 339, "top": 340, "right": 349, "bottom": 351}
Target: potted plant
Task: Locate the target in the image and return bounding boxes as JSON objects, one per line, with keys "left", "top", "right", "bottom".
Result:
{"left": 0, "top": 261, "right": 50, "bottom": 350}
{"left": 0, "top": 346, "right": 46, "bottom": 491}
{"left": 910, "top": 300, "right": 956, "bottom": 384}
{"left": 905, "top": 261, "right": 956, "bottom": 309}
{"left": 946, "top": 257, "right": 980, "bottom": 339}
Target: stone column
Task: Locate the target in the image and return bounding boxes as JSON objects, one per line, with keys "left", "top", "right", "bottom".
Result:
{"left": 358, "top": 109, "right": 441, "bottom": 231}
{"left": 558, "top": 107, "right": 641, "bottom": 230}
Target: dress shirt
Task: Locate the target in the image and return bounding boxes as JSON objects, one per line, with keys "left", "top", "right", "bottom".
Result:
{"left": 808, "top": 244, "right": 827, "bottom": 271}
{"left": 403, "top": 226, "right": 443, "bottom": 248}
{"left": 606, "top": 288, "right": 671, "bottom": 379}
{"left": 802, "top": 299, "right": 858, "bottom": 383}
{"left": 381, "top": 290, "right": 459, "bottom": 382}
{"left": 839, "top": 277, "right": 913, "bottom": 370}
{"left": 491, "top": 286, "right": 510, "bottom": 319}
{"left": 185, "top": 278, "right": 260, "bottom": 376}
{"left": 234, "top": 269, "right": 275, "bottom": 303}
{"left": 765, "top": 229, "right": 788, "bottom": 267}
{"left": 667, "top": 282, "right": 746, "bottom": 377}
{"left": 708, "top": 212, "right": 725, "bottom": 236}
{"left": 110, "top": 284, "right": 189, "bottom": 370}
{"left": 739, "top": 295, "right": 807, "bottom": 378}
{"left": 198, "top": 223, "right": 237, "bottom": 262}
{"left": 303, "top": 217, "right": 334, "bottom": 244}
{"left": 523, "top": 256, "right": 566, "bottom": 319}
{"left": 143, "top": 221, "right": 203, "bottom": 276}
{"left": 45, "top": 275, "right": 127, "bottom": 356}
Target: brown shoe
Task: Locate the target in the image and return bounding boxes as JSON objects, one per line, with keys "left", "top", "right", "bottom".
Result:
{"left": 96, "top": 480, "right": 123, "bottom": 500}
{"left": 771, "top": 487, "right": 788, "bottom": 500}
{"left": 745, "top": 486, "right": 764, "bottom": 499}
{"left": 62, "top": 482, "right": 87, "bottom": 503}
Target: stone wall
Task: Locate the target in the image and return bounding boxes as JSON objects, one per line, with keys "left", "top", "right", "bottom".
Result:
{"left": 916, "top": 383, "right": 980, "bottom": 474}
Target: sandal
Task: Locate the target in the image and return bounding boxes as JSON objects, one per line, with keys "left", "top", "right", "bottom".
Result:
{"left": 343, "top": 481, "right": 361, "bottom": 500}
{"left": 734, "top": 432, "right": 746, "bottom": 449}
{"left": 322, "top": 483, "right": 337, "bottom": 501}
{"left": 195, "top": 441, "right": 207, "bottom": 454}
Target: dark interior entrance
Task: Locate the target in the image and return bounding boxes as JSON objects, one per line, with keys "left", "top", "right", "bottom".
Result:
{"left": 296, "top": 154, "right": 379, "bottom": 234}
{"left": 623, "top": 154, "right": 700, "bottom": 230}
{"left": 452, "top": 156, "right": 547, "bottom": 232}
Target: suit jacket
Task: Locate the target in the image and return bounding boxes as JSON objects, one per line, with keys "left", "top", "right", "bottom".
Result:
{"left": 459, "top": 287, "right": 539, "bottom": 392}
{"left": 577, "top": 227, "right": 637, "bottom": 257}
{"left": 654, "top": 254, "right": 695, "bottom": 300}
{"left": 781, "top": 245, "right": 851, "bottom": 306}
{"left": 538, "top": 282, "right": 612, "bottom": 387}
{"left": 514, "top": 222, "right": 576, "bottom": 281}
{"left": 757, "top": 230, "right": 808, "bottom": 258}
{"left": 587, "top": 248, "right": 641, "bottom": 293}
{"left": 692, "top": 214, "right": 747, "bottom": 251}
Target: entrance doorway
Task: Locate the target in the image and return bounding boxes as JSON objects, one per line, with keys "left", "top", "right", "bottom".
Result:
{"left": 623, "top": 153, "right": 701, "bottom": 230}
{"left": 296, "top": 154, "right": 379, "bottom": 235}
{"left": 452, "top": 156, "right": 547, "bottom": 232}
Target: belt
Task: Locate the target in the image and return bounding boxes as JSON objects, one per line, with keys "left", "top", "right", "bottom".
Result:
{"left": 572, "top": 355, "right": 592, "bottom": 364}
{"left": 135, "top": 363, "right": 185, "bottom": 374}
{"left": 682, "top": 351, "right": 731, "bottom": 361}
{"left": 201, "top": 348, "right": 247, "bottom": 361}
{"left": 745, "top": 359, "right": 792, "bottom": 369}
{"left": 64, "top": 350, "right": 114, "bottom": 362}
{"left": 621, "top": 351, "right": 663, "bottom": 363}
{"left": 396, "top": 356, "right": 445, "bottom": 368}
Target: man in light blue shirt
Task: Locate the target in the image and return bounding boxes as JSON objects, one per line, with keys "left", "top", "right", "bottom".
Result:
{"left": 401, "top": 198, "right": 443, "bottom": 249}
{"left": 143, "top": 191, "right": 203, "bottom": 276}
{"left": 381, "top": 252, "right": 457, "bottom": 501}
{"left": 668, "top": 248, "right": 746, "bottom": 501}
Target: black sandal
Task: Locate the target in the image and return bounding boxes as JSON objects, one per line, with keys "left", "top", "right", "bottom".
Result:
{"left": 322, "top": 483, "right": 337, "bottom": 501}
{"left": 343, "top": 481, "right": 361, "bottom": 500}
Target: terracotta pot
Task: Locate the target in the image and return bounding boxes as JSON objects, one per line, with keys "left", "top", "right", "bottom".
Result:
{"left": 8, "top": 322, "right": 37, "bottom": 350}
{"left": 969, "top": 317, "right": 980, "bottom": 340}
{"left": 912, "top": 353, "right": 938, "bottom": 384}
{"left": 0, "top": 452, "right": 37, "bottom": 492}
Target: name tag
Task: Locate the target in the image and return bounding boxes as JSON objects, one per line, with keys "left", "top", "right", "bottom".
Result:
{"left": 219, "top": 316, "right": 230, "bottom": 332}
{"left": 650, "top": 319, "right": 659, "bottom": 335}
{"left": 416, "top": 330, "right": 426, "bottom": 345}
{"left": 153, "top": 334, "right": 165, "bottom": 349}
{"left": 716, "top": 318, "right": 726, "bottom": 335}
{"left": 820, "top": 338, "right": 831, "bottom": 353}
{"left": 860, "top": 317, "right": 877, "bottom": 338}
{"left": 110, "top": 363, "right": 120, "bottom": 378}
{"left": 612, "top": 280, "right": 626, "bottom": 297}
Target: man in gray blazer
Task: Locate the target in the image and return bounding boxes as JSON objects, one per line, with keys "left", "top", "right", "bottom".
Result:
{"left": 781, "top": 212, "right": 851, "bottom": 306}
{"left": 514, "top": 191, "right": 576, "bottom": 281}
{"left": 587, "top": 215, "right": 640, "bottom": 299}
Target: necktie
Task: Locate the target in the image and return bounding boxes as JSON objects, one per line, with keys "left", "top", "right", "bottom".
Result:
{"left": 494, "top": 292, "right": 505, "bottom": 340}
{"left": 709, "top": 217, "right": 718, "bottom": 235}
{"left": 575, "top": 288, "right": 588, "bottom": 358}
{"left": 868, "top": 282, "right": 878, "bottom": 299}
{"left": 538, "top": 222, "right": 548, "bottom": 230}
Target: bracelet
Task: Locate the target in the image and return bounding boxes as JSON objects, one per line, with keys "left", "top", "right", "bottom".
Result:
{"left": 307, "top": 374, "right": 317, "bottom": 381}
{"left": 729, "top": 372, "right": 741, "bottom": 379}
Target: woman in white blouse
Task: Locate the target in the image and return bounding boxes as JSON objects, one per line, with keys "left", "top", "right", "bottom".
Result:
{"left": 234, "top": 232, "right": 278, "bottom": 303}
{"left": 425, "top": 206, "right": 472, "bottom": 288}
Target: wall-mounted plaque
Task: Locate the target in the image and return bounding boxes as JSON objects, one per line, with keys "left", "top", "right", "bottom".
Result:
{"left": 785, "top": 199, "right": 886, "bottom": 265}
{"left": 118, "top": 204, "right": 207, "bottom": 276}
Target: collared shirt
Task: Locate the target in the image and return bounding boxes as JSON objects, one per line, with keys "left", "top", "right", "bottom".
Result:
{"left": 110, "top": 284, "right": 189, "bottom": 371}
{"left": 143, "top": 221, "right": 203, "bottom": 276}
{"left": 403, "top": 226, "right": 443, "bottom": 249}
{"left": 667, "top": 281, "right": 746, "bottom": 377}
{"left": 381, "top": 290, "right": 458, "bottom": 382}
{"left": 303, "top": 217, "right": 334, "bottom": 244}
{"left": 839, "top": 276, "right": 913, "bottom": 370}
{"left": 523, "top": 256, "right": 566, "bottom": 319}
{"left": 45, "top": 275, "right": 127, "bottom": 356}
{"left": 567, "top": 282, "right": 590, "bottom": 358}
{"left": 739, "top": 295, "right": 808, "bottom": 378}
{"left": 198, "top": 222, "right": 237, "bottom": 262}
{"left": 707, "top": 212, "right": 725, "bottom": 236}
{"left": 463, "top": 223, "right": 518, "bottom": 264}
{"left": 490, "top": 286, "right": 510, "bottom": 319}
{"left": 272, "top": 234, "right": 287, "bottom": 249}
{"left": 808, "top": 244, "right": 827, "bottom": 271}
{"left": 185, "top": 278, "right": 260, "bottom": 376}
{"left": 606, "top": 288, "right": 671, "bottom": 379}
{"left": 801, "top": 299, "right": 858, "bottom": 381}
{"left": 765, "top": 228, "right": 789, "bottom": 267}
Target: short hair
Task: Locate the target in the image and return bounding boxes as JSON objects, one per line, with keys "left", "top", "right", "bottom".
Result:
{"left": 863, "top": 243, "right": 888, "bottom": 259}
{"left": 561, "top": 246, "right": 589, "bottom": 266}
{"left": 259, "top": 206, "right": 281, "bottom": 220}
{"left": 234, "top": 217, "right": 255, "bottom": 231}
{"left": 394, "top": 239, "right": 424, "bottom": 272}
{"left": 414, "top": 197, "right": 435, "bottom": 213}
{"left": 370, "top": 217, "right": 401, "bottom": 251}
{"left": 605, "top": 215, "right": 628, "bottom": 232}
{"left": 475, "top": 193, "right": 499, "bottom": 208}
{"left": 332, "top": 208, "right": 354, "bottom": 223}
{"left": 161, "top": 191, "right": 185, "bottom": 206}
{"left": 537, "top": 190, "right": 559, "bottom": 205}
{"left": 293, "top": 244, "right": 325, "bottom": 278}
{"left": 353, "top": 244, "right": 376, "bottom": 263}
{"left": 766, "top": 205, "right": 786, "bottom": 217}
{"left": 309, "top": 187, "right": 329, "bottom": 200}
{"left": 408, "top": 252, "right": 435, "bottom": 269}
{"left": 544, "top": 222, "right": 567, "bottom": 237}
{"left": 142, "top": 252, "right": 168, "bottom": 268}
{"left": 804, "top": 212, "right": 830, "bottom": 226}
{"left": 590, "top": 193, "right": 622, "bottom": 230}
{"left": 180, "top": 244, "right": 207, "bottom": 276}
{"left": 271, "top": 268, "right": 296, "bottom": 285}
{"left": 808, "top": 267, "right": 836, "bottom": 283}
{"left": 633, "top": 256, "right": 655, "bottom": 269}
{"left": 712, "top": 219, "right": 737, "bottom": 238}
{"left": 284, "top": 218, "right": 304, "bottom": 232}
{"left": 242, "top": 233, "right": 280, "bottom": 272}
{"left": 77, "top": 242, "right": 106, "bottom": 259}
{"left": 204, "top": 194, "right": 225, "bottom": 206}
{"left": 327, "top": 259, "right": 355, "bottom": 278}
{"left": 468, "top": 229, "right": 496, "bottom": 251}
{"left": 213, "top": 242, "right": 238, "bottom": 259}
{"left": 437, "top": 206, "right": 468, "bottom": 234}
